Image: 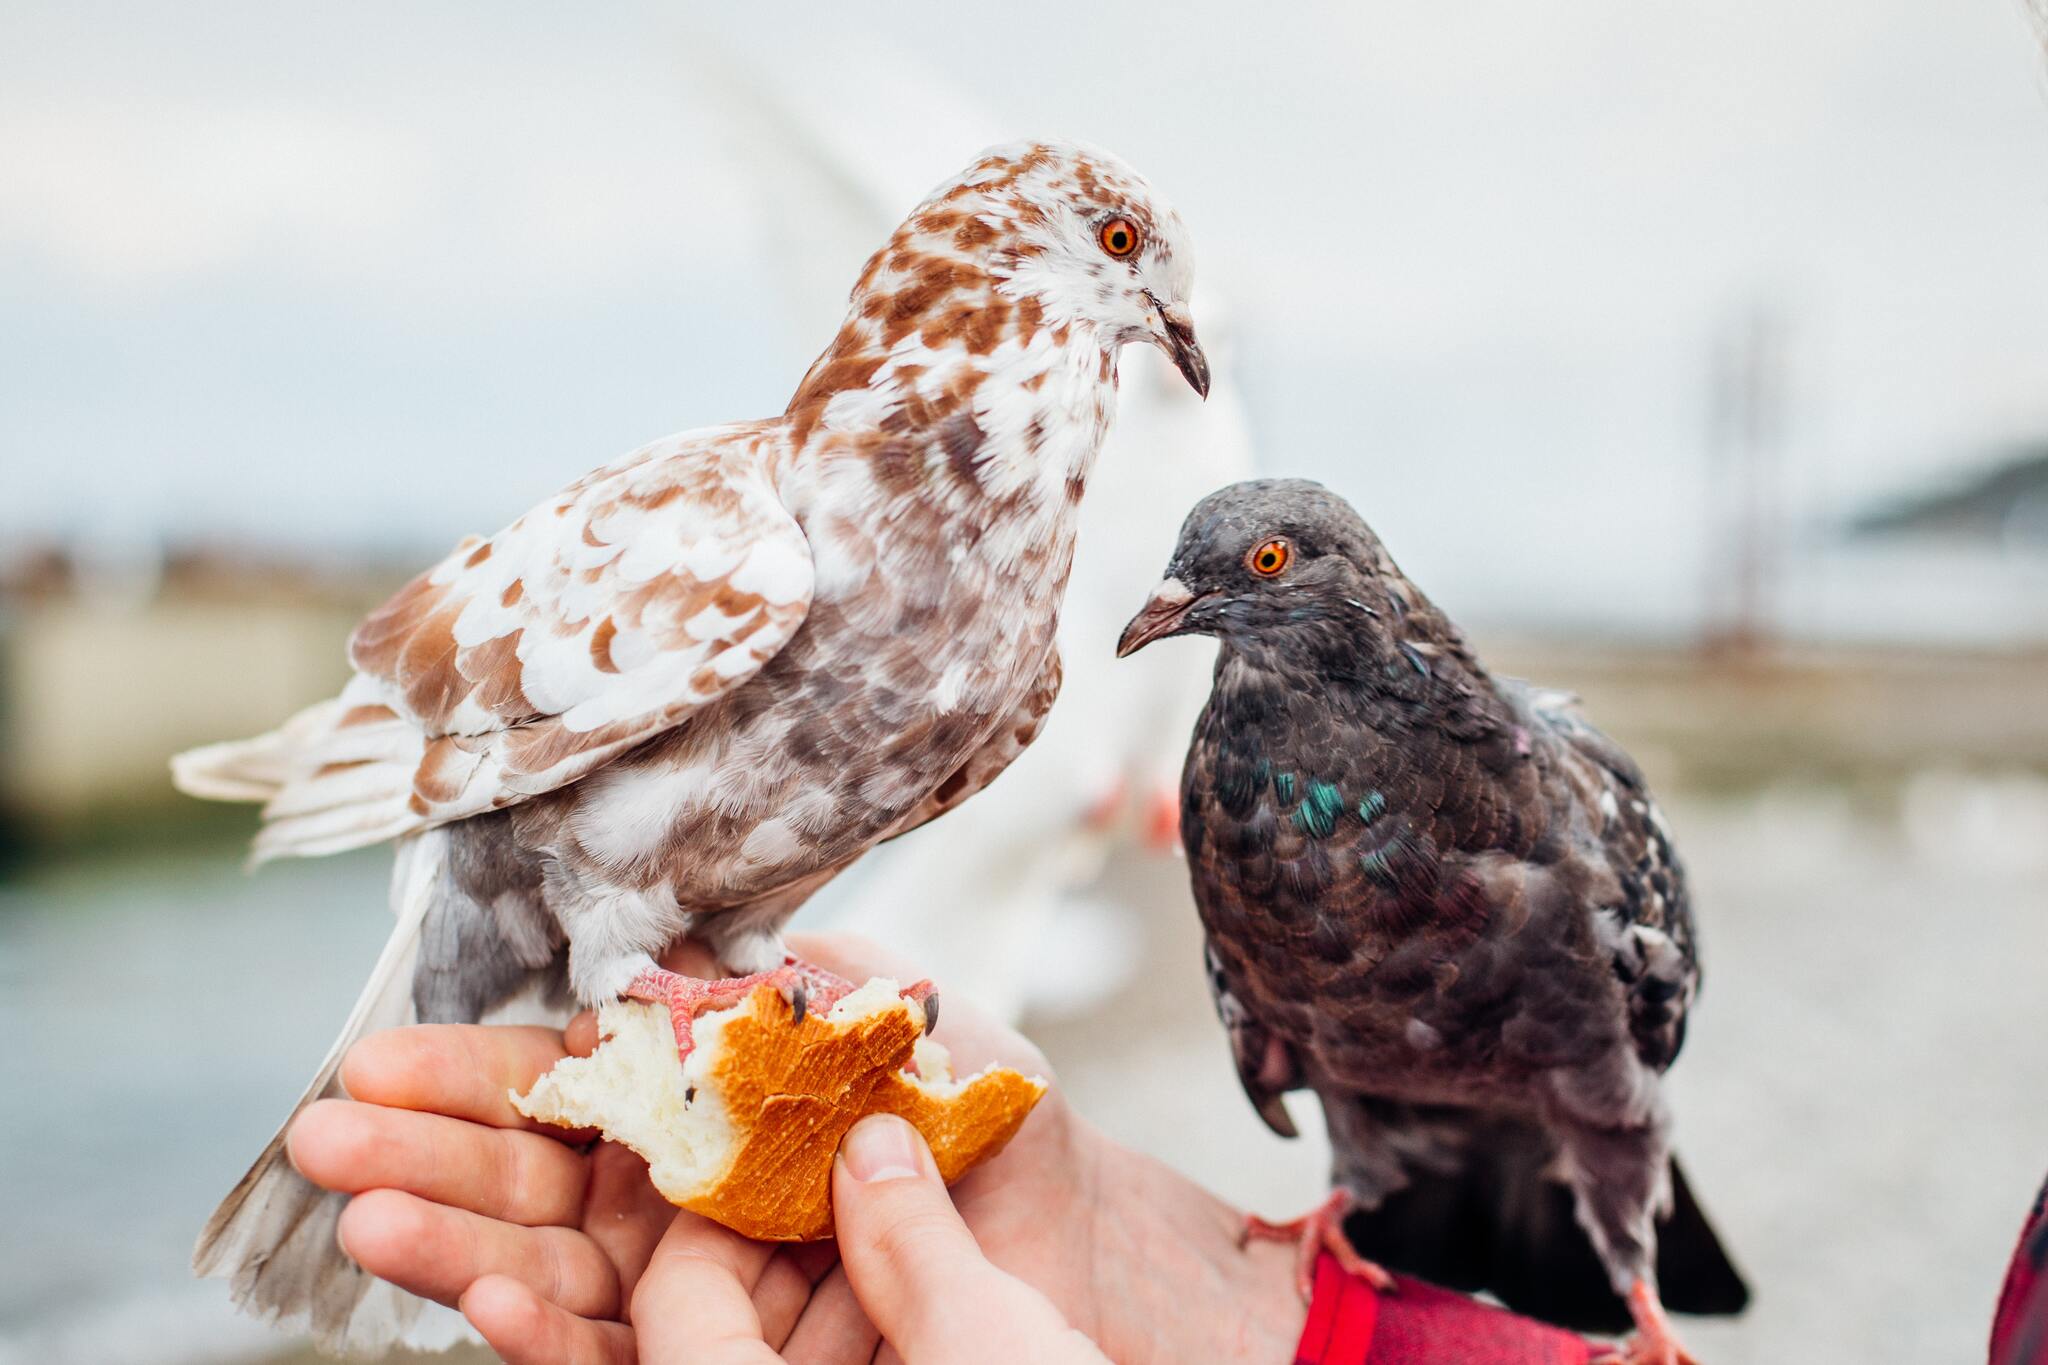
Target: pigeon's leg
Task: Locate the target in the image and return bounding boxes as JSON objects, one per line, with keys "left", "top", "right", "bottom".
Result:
{"left": 1548, "top": 1075, "right": 1690, "bottom": 1364}
{"left": 891, "top": 974, "right": 939, "bottom": 1033}
{"left": 756, "top": 954, "right": 857, "bottom": 1025}
{"left": 1240, "top": 1189, "right": 1397, "bottom": 1300}
{"left": 625, "top": 965, "right": 806, "bottom": 1063}
{"left": 1081, "top": 773, "right": 1128, "bottom": 833}
{"left": 703, "top": 899, "right": 939, "bottom": 1036}
{"left": 775, "top": 954, "right": 935, "bottom": 1031}
{"left": 1142, "top": 781, "right": 1180, "bottom": 851}
{"left": 626, "top": 956, "right": 938, "bottom": 1066}
{"left": 1589, "top": 1281, "right": 1699, "bottom": 1365}
{"left": 742, "top": 939, "right": 937, "bottom": 1036}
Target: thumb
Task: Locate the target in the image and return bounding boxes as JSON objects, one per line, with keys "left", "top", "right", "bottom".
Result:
{"left": 831, "top": 1115, "right": 1060, "bottom": 1359}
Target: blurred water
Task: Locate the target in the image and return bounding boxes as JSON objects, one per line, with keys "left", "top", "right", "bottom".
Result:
{"left": 0, "top": 846, "right": 391, "bottom": 1365}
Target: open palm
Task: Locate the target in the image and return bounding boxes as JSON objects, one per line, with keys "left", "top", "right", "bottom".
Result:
{"left": 289, "top": 934, "right": 1300, "bottom": 1363}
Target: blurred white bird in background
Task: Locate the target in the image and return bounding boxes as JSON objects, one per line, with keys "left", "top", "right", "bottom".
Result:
{"left": 692, "top": 34, "right": 1260, "bottom": 1021}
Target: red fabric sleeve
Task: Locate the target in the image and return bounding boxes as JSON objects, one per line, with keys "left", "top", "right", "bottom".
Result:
{"left": 1293, "top": 1253, "right": 1596, "bottom": 1365}
{"left": 1991, "top": 1175, "right": 2048, "bottom": 1365}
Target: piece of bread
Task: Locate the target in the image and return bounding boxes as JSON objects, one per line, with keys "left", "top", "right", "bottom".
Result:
{"left": 511, "top": 978, "right": 1047, "bottom": 1242}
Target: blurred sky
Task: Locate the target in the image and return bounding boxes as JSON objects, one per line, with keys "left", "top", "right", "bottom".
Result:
{"left": 5, "top": 0, "right": 2048, "bottom": 635}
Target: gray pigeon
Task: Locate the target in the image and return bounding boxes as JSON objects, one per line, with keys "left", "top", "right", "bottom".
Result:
{"left": 1117, "top": 479, "right": 1746, "bottom": 1365}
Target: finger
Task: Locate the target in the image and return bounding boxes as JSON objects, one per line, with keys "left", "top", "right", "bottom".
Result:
{"left": 630, "top": 1211, "right": 782, "bottom": 1363}
{"left": 289, "top": 1098, "right": 586, "bottom": 1226}
{"left": 653, "top": 938, "right": 723, "bottom": 976}
{"left": 462, "top": 1274, "right": 637, "bottom": 1365}
{"left": 758, "top": 1242, "right": 844, "bottom": 1351}
{"left": 780, "top": 1262, "right": 881, "bottom": 1365}
{"left": 580, "top": 1144, "right": 680, "bottom": 1305}
{"left": 784, "top": 1240, "right": 841, "bottom": 1284}
{"left": 783, "top": 931, "right": 918, "bottom": 985}
{"left": 341, "top": 1023, "right": 589, "bottom": 1137}
{"left": 832, "top": 1115, "right": 1058, "bottom": 1356}
{"left": 565, "top": 1009, "right": 601, "bottom": 1058}
{"left": 751, "top": 1249, "right": 825, "bottom": 1351}
{"left": 338, "top": 1188, "right": 620, "bottom": 1319}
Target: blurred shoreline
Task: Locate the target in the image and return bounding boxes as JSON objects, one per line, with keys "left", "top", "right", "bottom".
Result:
{"left": 8, "top": 613, "right": 2044, "bottom": 866}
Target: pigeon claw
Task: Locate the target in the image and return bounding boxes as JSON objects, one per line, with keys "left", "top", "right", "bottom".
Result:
{"left": 626, "top": 965, "right": 801, "bottom": 1066}
{"left": 772, "top": 956, "right": 860, "bottom": 1027}
{"left": 898, "top": 978, "right": 940, "bottom": 1034}
{"left": 1143, "top": 782, "right": 1181, "bottom": 852}
{"left": 1081, "top": 775, "right": 1127, "bottom": 834}
{"left": 625, "top": 960, "right": 934, "bottom": 1064}
{"left": 1589, "top": 1281, "right": 1700, "bottom": 1365}
{"left": 1241, "top": 1189, "right": 1396, "bottom": 1301}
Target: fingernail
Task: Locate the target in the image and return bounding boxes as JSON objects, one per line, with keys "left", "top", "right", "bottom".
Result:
{"left": 841, "top": 1114, "right": 925, "bottom": 1183}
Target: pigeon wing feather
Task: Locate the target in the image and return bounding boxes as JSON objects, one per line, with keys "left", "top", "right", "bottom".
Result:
{"left": 878, "top": 648, "right": 1063, "bottom": 842}
{"left": 1511, "top": 681, "right": 1700, "bottom": 1071}
{"left": 253, "top": 425, "right": 813, "bottom": 858}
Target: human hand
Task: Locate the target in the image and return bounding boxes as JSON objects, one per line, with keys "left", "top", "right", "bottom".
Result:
{"left": 288, "top": 933, "right": 1305, "bottom": 1364}
{"left": 616, "top": 1111, "right": 1108, "bottom": 1363}
{"left": 286, "top": 937, "right": 871, "bottom": 1364}
{"left": 283, "top": 1012, "right": 678, "bottom": 1362}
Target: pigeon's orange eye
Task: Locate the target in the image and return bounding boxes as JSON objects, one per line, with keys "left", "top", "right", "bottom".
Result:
{"left": 1248, "top": 539, "right": 1291, "bottom": 577}
{"left": 1098, "top": 217, "right": 1140, "bottom": 259}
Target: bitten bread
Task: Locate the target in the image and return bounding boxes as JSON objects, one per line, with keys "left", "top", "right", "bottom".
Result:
{"left": 511, "top": 979, "right": 1047, "bottom": 1242}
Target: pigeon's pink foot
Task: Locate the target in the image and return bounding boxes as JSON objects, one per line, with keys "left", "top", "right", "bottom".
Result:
{"left": 626, "top": 959, "right": 936, "bottom": 1066}
{"left": 625, "top": 965, "right": 804, "bottom": 1065}
{"left": 774, "top": 960, "right": 937, "bottom": 1036}
{"left": 772, "top": 958, "right": 936, "bottom": 1035}
{"left": 1082, "top": 775, "right": 1128, "bottom": 833}
{"left": 1143, "top": 782, "right": 1181, "bottom": 851}
{"left": 896, "top": 976, "right": 939, "bottom": 1033}
{"left": 1241, "top": 1189, "right": 1396, "bottom": 1301}
{"left": 770, "top": 955, "right": 864, "bottom": 1024}
{"left": 1590, "top": 1281, "right": 1699, "bottom": 1365}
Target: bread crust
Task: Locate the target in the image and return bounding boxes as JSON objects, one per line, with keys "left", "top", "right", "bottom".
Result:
{"left": 515, "top": 983, "right": 1046, "bottom": 1241}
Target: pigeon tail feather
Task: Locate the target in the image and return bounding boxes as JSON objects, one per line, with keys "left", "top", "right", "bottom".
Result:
{"left": 191, "top": 829, "right": 473, "bottom": 1355}
{"left": 171, "top": 697, "right": 426, "bottom": 864}
{"left": 1341, "top": 1119, "right": 1749, "bottom": 1334}
{"left": 170, "top": 699, "right": 346, "bottom": 803}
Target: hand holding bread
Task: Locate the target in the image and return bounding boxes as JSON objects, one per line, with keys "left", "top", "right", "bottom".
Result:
{"left": 511, "top": 977, "right": 1046, "bottom": 1241}
{"left": 287, "top": 934, "right": 1308, "bottom": 1364}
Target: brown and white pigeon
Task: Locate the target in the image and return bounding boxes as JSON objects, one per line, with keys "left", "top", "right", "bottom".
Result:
{"left": 698, "top": 46, "right": 1259, "bottom": 1021}
{"left": 1117, "top": 480, "right": 1747, "bottom": 1365}
{"left": 172, "top": 138, "right": 1206, "bottom": 1354}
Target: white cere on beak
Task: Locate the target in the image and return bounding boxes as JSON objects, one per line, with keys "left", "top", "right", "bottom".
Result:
{"left": 1148, "top": 577, "right": 1192, "bottom": 609}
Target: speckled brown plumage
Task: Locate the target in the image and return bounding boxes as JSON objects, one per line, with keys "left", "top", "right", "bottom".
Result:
{"left": 171, "top": 137, "right": 1206, "bottom": 1355}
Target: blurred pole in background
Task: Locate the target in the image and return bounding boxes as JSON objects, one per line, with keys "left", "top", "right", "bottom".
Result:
{"left": 1703, "top": 300, "right": 1792, "bottom": 658}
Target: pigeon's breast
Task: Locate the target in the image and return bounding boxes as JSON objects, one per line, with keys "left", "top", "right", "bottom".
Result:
{"left": 1196, "top": 867, "right": 1564, "bottom": 1112}
{"left": 1184, "top": 699, "right": 1619, "bottom": 1108}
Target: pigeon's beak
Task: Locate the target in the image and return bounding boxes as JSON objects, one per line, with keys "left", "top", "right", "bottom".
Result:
{"left": 1117, "top": 577, "right": 1204, "bottom": 657}
{"left": 1151, "top": 299, "right": 1210, "bottom": 399}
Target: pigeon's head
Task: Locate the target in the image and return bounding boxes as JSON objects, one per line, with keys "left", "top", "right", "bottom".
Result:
{"left": 1118, "top": 478, "right": 1401, "bottom": 661}
{"left": 880, "top": 139, "right": 1207, "bottom": 397}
